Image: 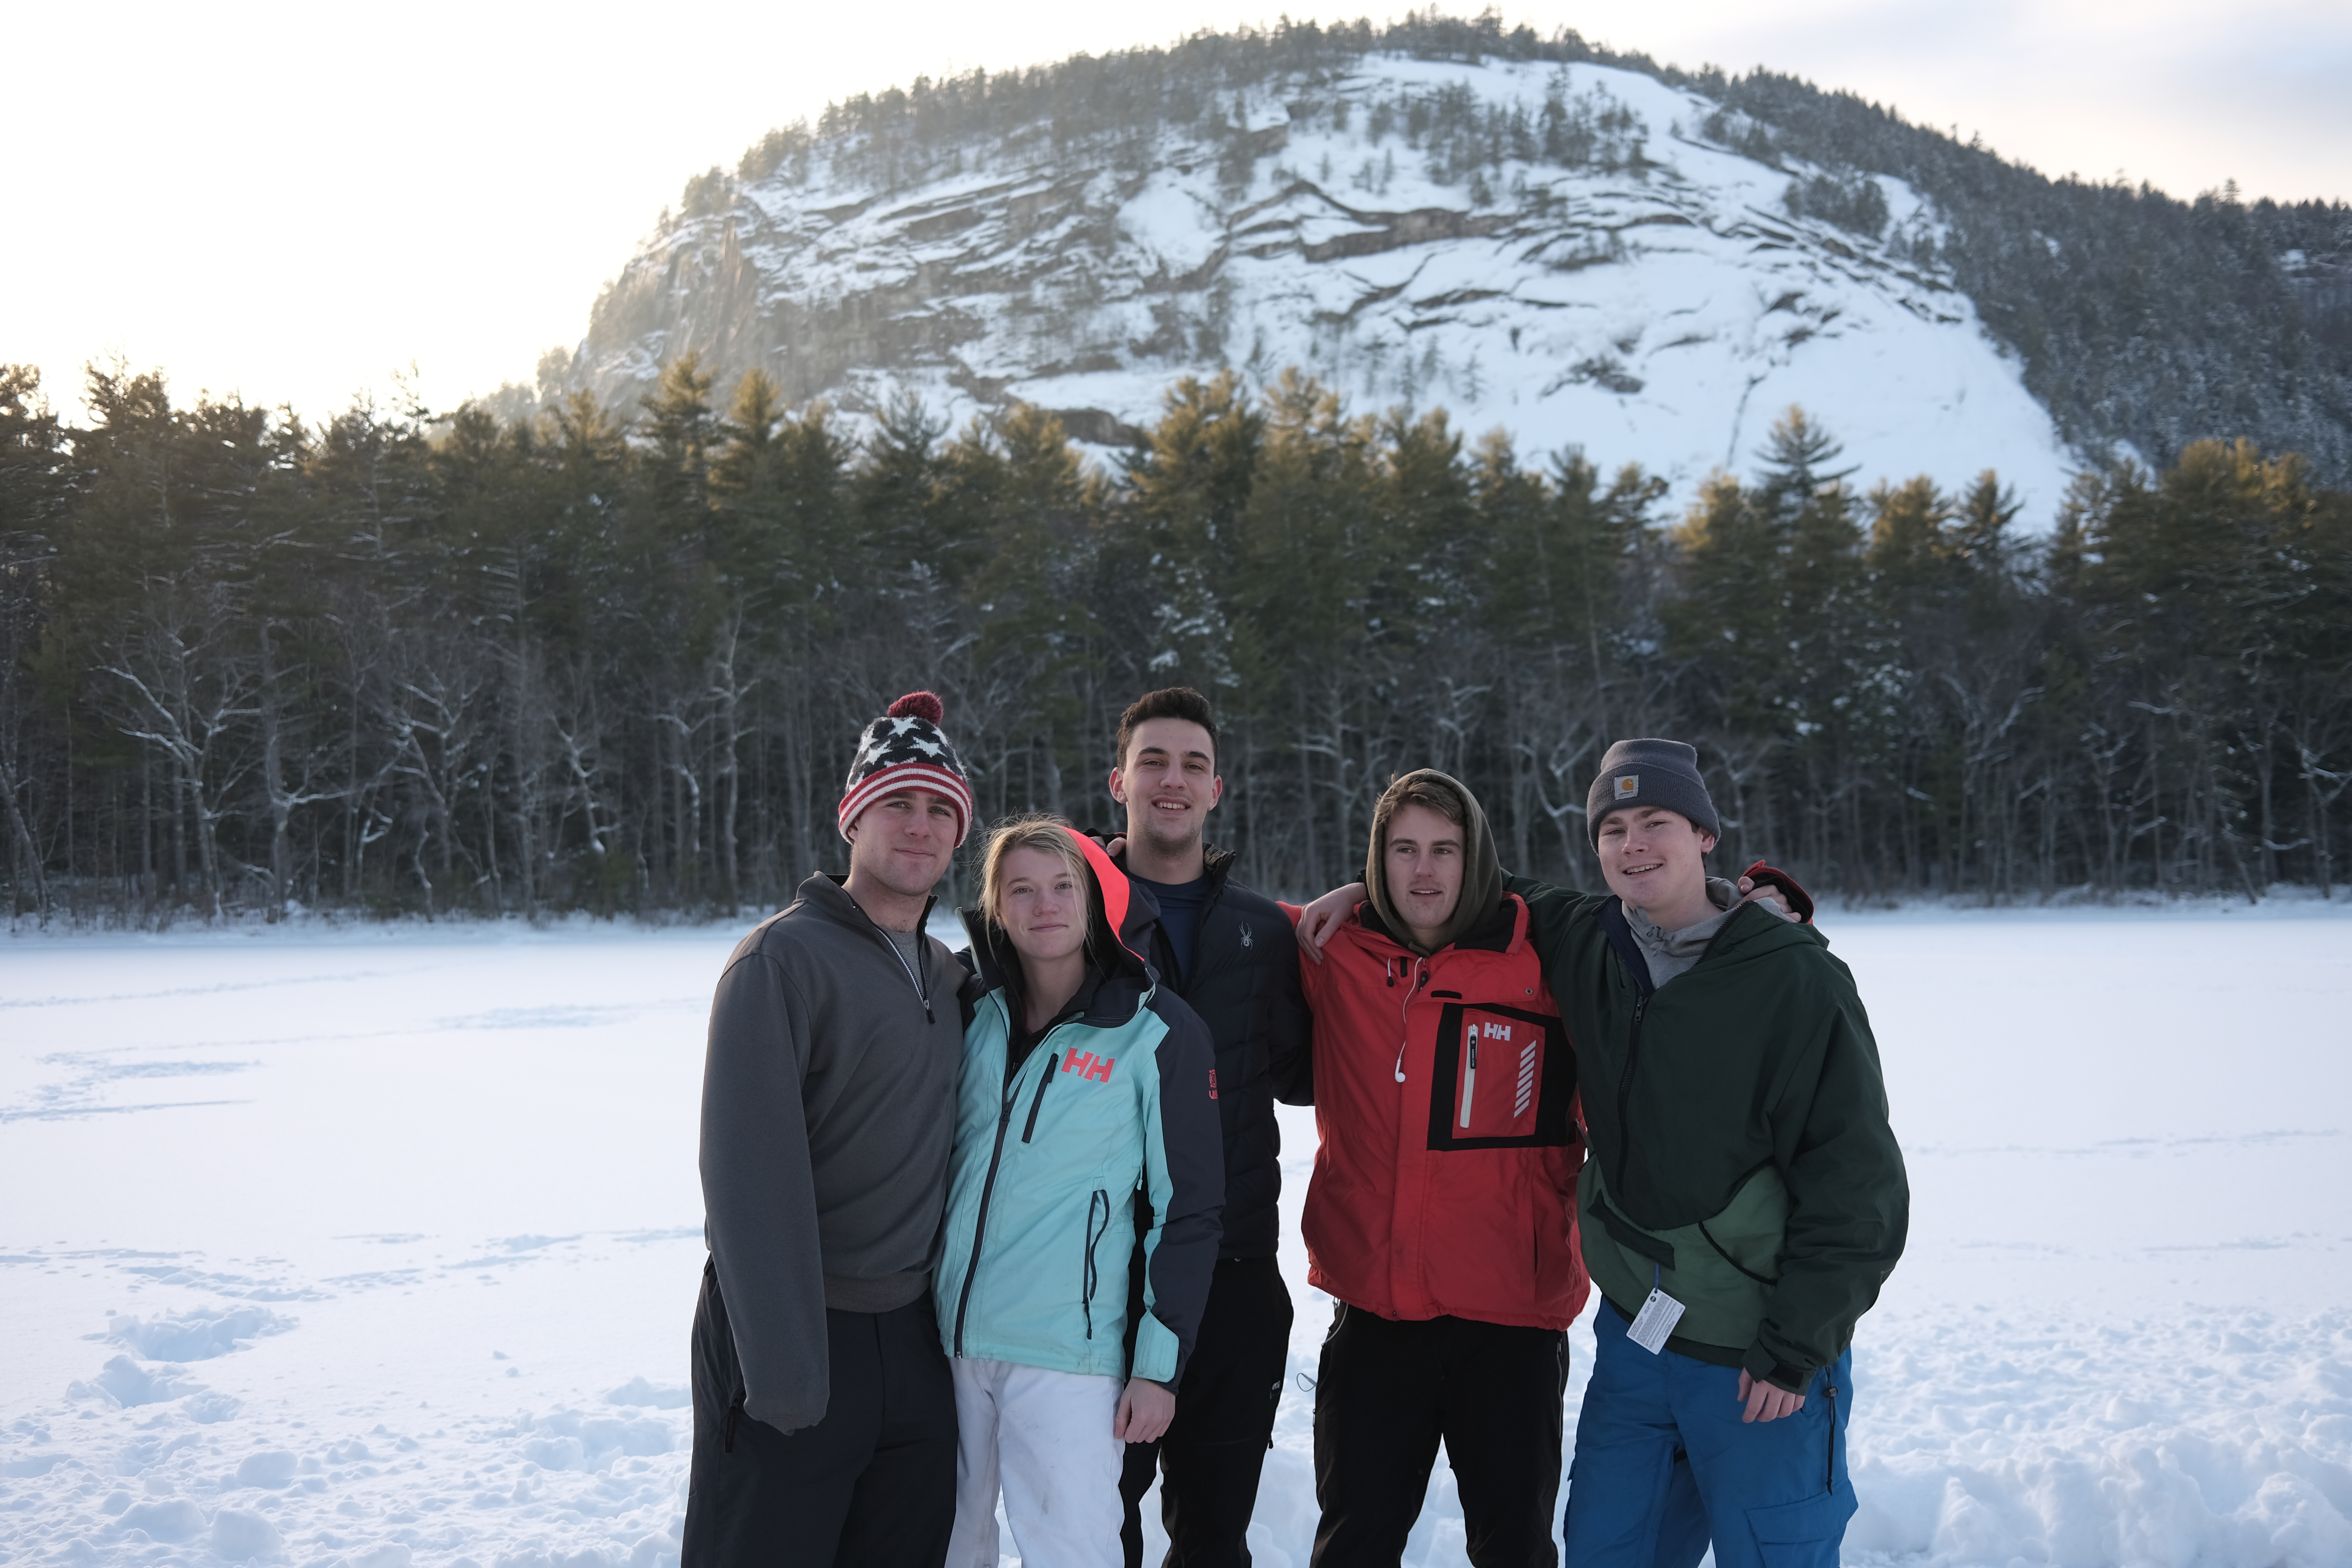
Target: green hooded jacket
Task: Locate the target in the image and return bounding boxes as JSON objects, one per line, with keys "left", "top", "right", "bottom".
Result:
{"left": 1504, "top": 874, "right": 1908, "bottom": 1392}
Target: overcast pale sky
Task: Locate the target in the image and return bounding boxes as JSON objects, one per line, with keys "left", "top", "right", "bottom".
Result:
{"left": 10, "top": 0, "right": 2346, "bottom": 427}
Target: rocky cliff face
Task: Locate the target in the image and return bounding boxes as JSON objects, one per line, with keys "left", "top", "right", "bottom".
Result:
{"left": 571, "top": 54, "right": 2087, "bottom": 514}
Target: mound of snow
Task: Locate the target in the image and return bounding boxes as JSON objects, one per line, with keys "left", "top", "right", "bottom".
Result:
{"left": 211, "top": 1505, "right": 284, "bottom": 1560}
{"left": 65, "top": 1354, "right": 203, "bottom": 1408}
{"left": 118, "top": 1496, "right": 204, "bottom": 1542}
{"left": 606, "top": 1376, "right": 691, "bottom": 1409}
{"left": 110, "top": 1303, "right": 293, "bottom": 1360}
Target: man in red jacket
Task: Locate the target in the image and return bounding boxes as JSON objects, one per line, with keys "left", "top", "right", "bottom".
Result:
{"left": 1287, "top": 769, "right": 1588, "bottom": 1568}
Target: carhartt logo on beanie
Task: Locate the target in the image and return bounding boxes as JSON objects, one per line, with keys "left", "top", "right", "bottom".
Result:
{"left": 1586, "top": 738, "right": 1720, "bottom": 845}
{"left": 838, "top": 691, "right": 976, "bottom": 846}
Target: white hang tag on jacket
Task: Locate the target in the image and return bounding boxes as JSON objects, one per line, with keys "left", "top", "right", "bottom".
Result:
{"left": 1625, "top": 1286, "right": 1686, "bottom": 1355}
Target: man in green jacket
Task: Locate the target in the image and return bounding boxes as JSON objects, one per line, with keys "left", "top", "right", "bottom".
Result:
{"left": 1295, "top": 740, "right": 1901, "bottom": 1567}
{"left": 1511, "top": 738, "right": 1907, "bottom": 1568}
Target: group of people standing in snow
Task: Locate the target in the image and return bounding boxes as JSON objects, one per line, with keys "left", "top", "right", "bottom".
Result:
{"left": 684, "top": 684, "right": 1909, "bottom": 1568}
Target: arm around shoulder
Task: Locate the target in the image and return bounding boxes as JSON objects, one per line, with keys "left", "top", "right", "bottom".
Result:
{"left": 1259, "top": 908, "right": 1315, "bottom": 1106}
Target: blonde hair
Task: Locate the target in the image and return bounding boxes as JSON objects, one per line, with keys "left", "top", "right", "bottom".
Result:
{"left": 980, "top": 815, "right": 1100, "bottom": 943}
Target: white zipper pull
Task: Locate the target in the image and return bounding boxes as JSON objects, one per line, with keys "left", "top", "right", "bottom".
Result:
{"left": 1460, "top": 1023, "right": 1478, "bottom": 1128}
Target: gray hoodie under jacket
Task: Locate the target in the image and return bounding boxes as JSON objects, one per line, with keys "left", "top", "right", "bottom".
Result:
{"left": 700, "top": 873, "right": 969, "bottom": 1433}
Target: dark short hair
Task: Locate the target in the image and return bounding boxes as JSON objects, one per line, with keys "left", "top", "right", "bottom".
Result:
{"left": 1116, "top": 687, "right": 1219, "bottom": 768}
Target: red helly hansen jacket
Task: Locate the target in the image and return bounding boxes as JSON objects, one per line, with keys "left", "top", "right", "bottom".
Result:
{"left": 1286, "top": 893, "right": 1591, "bottom": 1331}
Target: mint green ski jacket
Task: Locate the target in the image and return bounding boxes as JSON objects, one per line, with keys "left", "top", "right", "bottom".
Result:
{"left": 934, "top": 834, "right": 1225, "bottom": 1387}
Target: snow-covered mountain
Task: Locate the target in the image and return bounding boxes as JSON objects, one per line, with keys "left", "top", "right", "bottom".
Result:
{"left": 569, "top": 52, "right": 2095, "bottom": 521}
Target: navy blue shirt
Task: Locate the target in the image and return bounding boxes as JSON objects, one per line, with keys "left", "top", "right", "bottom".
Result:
{"left": 1131, "top": 873, "right": 1208, "bottom": 986}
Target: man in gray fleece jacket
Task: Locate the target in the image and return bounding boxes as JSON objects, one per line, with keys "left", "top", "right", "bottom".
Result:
{"left": 684, "top": 691, "right": 978, "bottom": 1568}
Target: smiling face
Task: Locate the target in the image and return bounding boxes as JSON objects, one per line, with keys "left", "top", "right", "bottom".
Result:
{"left": 1109, "top": 717, "right": 1222, "bottom": 856}
{"left": 1381, "top": 802, "right": 1465, "bottom": 949}
{"left": 844, "top": 786, "right": 960, "bottom": 900}
{"left": 1595, "top": 805, "right": 1718, "bottom": 920}
{"left": 992, "top": 844, "right": 1093, "bottom": 966}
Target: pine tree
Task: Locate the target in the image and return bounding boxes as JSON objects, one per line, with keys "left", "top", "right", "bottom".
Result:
{"left": 1115, "top": 371, "right": 1261, "bottom": 692}
{"left": 0, "top": 367, "right": 68, "bottom": 918}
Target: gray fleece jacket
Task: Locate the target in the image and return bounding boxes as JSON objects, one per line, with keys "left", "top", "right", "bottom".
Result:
{"left": 700, "top": 874, "right": 969, "bottom": 1433}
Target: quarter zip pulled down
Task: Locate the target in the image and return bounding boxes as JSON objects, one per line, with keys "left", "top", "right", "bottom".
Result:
{"left": 859, "top": 896, "right": 937, "bottom": 1023}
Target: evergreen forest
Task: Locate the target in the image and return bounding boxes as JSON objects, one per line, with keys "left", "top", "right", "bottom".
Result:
{"left": 3, "top": 355, "right": 2349, "bottom": 925}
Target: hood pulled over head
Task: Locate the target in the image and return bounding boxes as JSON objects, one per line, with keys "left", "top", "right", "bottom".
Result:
{"left": 965, "top": 819, "right": 1161, "bottom": 1004}
{"left": 1364, "top": 769, "right": 1504, "bottom": 956}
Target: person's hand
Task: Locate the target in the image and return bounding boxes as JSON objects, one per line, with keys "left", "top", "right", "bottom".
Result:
{"left": 1295, "top": 883, "right": 1364, "bottom": 963}
{"left": 1736, "top": 861, "right": 1814, "bottom": 923}
{"left": 1114, "top": 1377, "right": 1176, "bottom": 1443}
{"left": 1734, "top": 875, "right": 1795, "bottom": 920}
{"left": 1105, "top": 835, "right": 1127, "bottom": 857}
{"left": 1737, "top": 1369, "right": 1806, "bottom": 1423}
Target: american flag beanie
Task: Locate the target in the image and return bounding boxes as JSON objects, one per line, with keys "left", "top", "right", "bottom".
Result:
{"left": 838, "top": 691, "right": 976, "bottom": 846}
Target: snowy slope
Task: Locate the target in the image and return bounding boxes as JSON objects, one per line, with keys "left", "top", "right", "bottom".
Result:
{"left": 574, "top": 56, "right": 2084, "bottom": 521}
{"left": 4, "top": 903, "right": 2350, "bottom": 1566}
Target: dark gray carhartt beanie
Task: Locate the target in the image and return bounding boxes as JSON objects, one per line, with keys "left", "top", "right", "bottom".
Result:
{"left": 1586, "top": 738, "right": 1720, "bottom": 845}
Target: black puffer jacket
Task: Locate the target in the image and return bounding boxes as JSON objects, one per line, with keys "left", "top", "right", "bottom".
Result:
{"left": 1115, "top": 844, "right": 1313, "bottom": 1259}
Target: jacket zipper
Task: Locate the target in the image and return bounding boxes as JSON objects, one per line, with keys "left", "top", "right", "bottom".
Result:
{"left": 954, "top": 1008, "right": 1079, "bottom": 1355}
{"left": 862, "top": 898, "right": 936, "bottom": 1023}
{"left": 1021, "top": 1049, "right": 1061, "bottom": 1142}
{"left": 953, "top": 1001, "right": 1038, "bottom": 1355}
{"left": 1460, "top": 1027, "right": 1478, "bottom": 1128}
{"left": 1188, "top": 859, "right": 1231, "bottom": 988}
{"left": 1614, "top": 989, "right": 1649, "bottom": 1201}
{"left": 1129, "top": 847, "right": 1230, "bottom": 994}
{"left": 1824, "top": 1376, "right": 1840, "bottom": 1492}
{"left": 1081, "top": 1188, "right": 1110, "bottom": 1339}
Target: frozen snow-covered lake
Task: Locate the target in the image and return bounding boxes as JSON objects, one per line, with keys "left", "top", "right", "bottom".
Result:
{"left": 3, "top": 903, "right": 2349, "bottom": 1567}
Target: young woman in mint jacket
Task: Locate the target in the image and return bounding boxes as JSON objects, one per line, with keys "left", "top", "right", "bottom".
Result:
{"left": 936, "top": 816, "right": 1225, "bottom": 1568}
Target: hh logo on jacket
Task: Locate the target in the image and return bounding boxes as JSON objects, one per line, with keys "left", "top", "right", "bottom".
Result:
{"left": 1063, "top": 1050, "right": 1116, "bottom": 1084}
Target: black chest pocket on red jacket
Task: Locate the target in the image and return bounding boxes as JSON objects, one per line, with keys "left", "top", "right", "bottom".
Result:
{"left": 1425, "top": 1003, "right": 1574, "bottom": 1150}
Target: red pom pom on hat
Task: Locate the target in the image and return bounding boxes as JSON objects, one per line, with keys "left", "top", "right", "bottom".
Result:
{"left": 887, "top": 690, "right": 945, "bottom": 724}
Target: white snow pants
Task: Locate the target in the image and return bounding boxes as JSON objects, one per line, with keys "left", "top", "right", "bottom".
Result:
{"left": 948, "top": 1357, "right": 1124, "bottom": 1568}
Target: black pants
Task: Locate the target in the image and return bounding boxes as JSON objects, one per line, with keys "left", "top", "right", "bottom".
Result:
{"left": 683, "top": 1260, "right": 956, "bottom": 1567}
{"left": 1120, "top": 1254, "right": 1295, "bottom": 1567}
{"left": 1310, "top": 1305, "right": 1570, "bottom": 1568}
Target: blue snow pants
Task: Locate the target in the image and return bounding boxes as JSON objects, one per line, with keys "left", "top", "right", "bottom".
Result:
{"left": 1559, "top": 1301, "right": 1855, "bottom": 1568}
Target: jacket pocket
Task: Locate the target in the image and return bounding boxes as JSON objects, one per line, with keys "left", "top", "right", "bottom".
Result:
{"left": 1081, "top": 1189, "right": 1110, "bottom": 1340}
{"left": 1426, "top": 1003, "right": 1573, "bottom": 1150}
{"left": 1579, "top": 1161, "right": 1790, "bottom": 1354}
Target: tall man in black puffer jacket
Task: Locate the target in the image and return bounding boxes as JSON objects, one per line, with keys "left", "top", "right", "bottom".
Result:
{"left": 1105, "top": 687, "right": 1314, "bottom": 1568}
